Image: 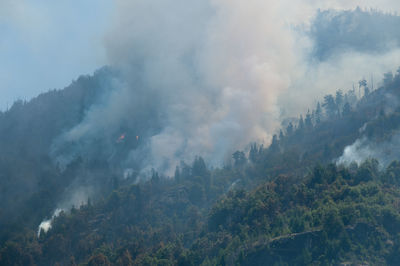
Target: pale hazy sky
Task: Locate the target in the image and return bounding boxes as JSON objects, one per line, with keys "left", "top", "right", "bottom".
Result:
{"left": 0, "top": 0, "right": 113, "bottom": 110}
{"left": 1, "top": 0, "right": 400, "bottom": 111}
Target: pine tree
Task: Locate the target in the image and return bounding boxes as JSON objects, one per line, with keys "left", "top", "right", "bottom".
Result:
{"left": 249, "top": 143, "right": 258, "bottom": 163}
{"left": 335, "top": 90, "right": 344, "bottom": 116}
{"left": 232, "top": 151, "right": 247, "bottom": 167}
{"left": 315, "top": 102, "right": 322, "bottom": 124}
{"left": 305, "top": 110, "right": 313, "bottom": 129}
{"left": 286, "top": 122, "right": 294, "bottom": 135}
{"left": 322, "top": 95, "right": 336, "bottom": 119}
{"left": 192, "top": 156, "right": 208, "bottom": 177}
{"left": 298, "top": 115, "right": 305, "bottom": 131}
{"left": 342, "top": 102, "right": 352, "bottom": 116}
{"left": 269, "top": 134, "right": 279, "bottom": 152}
{"left": 279, "top": 129, "right": 284, "bottom": 140}
{"left": 174, "top": 166, "right": 181, "bottom": 182}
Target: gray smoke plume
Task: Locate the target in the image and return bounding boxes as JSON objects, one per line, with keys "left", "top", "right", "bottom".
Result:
{"left": 37, "top": 185, "right": 93, "bottom": 237}
{"left": 337, "top": 133, "right": 400, "bottom": 168}
{"left": 38, "top": 208, "right": 62, "bottom": 237}
{"left": 337, "top": 90, "right": 400, "bottom": 168}
{"left": 53, "top": 0, "right": 301, "bottom": 176}
{"left": 51, "top": 0, "right": 400, "bottom": 177}
{"left": 41, "top": 0, "right": 400, "bottom": 235}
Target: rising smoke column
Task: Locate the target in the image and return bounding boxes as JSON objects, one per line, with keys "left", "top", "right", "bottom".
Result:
{"left": 99, "top": 0, "right": 300, "bottom": 174}
{"left": 52, "top": 0, "right": 400, "bottom": 176}
{"left": 37, "top": 186, "right": 92, "bottom": 237}
{"left": 38, "top": 209, "right": 62, "bottom": 237}
{"left": 43, "top": 0, "right": 400, "bottom": 235}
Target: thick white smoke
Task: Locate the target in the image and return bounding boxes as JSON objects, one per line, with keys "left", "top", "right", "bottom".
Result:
{"left": 336, "top": 134, "right": 400, "bottom": 167}
{"left": 38, "top": 208, "right": 62, "bottom": 237}
{"left": 41, "top": 0, "right": 400, "bottom": 237}
{"left": 56, "top": 0, "right": 301, "bottom": 175}
{"left": 52, "top": 0, "right": 400, "bottom": 176}
{"left": 37, "top": 186, "right": 91, "bottom": 236}
{"left": 337, "top": 90, "right": 400, "bottom": 167}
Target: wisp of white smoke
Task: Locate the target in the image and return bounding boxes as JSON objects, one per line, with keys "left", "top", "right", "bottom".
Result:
{"left": 337, "top": 133, "right": 400, "bottom": 167}
{"left": 37, "top": 208, "right": 63, "bottom": 237}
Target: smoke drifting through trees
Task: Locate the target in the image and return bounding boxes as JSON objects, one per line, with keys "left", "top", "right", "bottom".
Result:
{"left": 51, "top": 1, "right": 400, "bottom": 178}
{"left": 14, "top": 0, "right": 400, "bottom": 242}
{"left": 337, "top": 125, "right": 400, "bottom": 168}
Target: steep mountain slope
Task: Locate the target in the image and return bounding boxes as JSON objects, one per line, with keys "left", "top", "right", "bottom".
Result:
{"left": 2, "top": 67, "right": 400, "bottom": 264}
{"left": 4, "top": 7, "right": 400, "bottom": 266}
{"left": 0, "top": 67, "right": 116, "bottom": 243}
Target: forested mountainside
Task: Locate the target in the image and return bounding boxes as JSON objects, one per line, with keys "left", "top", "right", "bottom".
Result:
{"left": 2, "top": 62, "right": 400, "bottom": 265}
{"left": 4, "top": 6, "right": 400, "bottom": 264}
{"left": 0, "top": 67, "right": 116, "bottom": 244}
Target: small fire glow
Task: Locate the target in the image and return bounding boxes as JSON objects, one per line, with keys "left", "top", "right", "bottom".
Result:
{"left": 117, "top": 133, "right": 126, "bottom": 143}
{"left": 136, "top": 136, "right": 139, "bottom": 141}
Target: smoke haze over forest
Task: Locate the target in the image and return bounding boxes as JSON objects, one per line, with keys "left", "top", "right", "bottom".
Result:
{"left": 45, "top": 1, "right": 400, "bottom": 176}
{"left": 5, "top": 1, "right": 400, "bottom": 265}
{"left": 4, "top": 1, "right": 400, "bottom": 213}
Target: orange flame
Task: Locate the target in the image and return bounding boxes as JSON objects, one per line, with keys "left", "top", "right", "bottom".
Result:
{"left": 117, "top": 133, "right": 126, "bottom": 142}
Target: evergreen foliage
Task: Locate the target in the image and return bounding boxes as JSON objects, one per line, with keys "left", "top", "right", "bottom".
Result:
{"left": 4, "top": 62, "right": 400, "bottom": 265}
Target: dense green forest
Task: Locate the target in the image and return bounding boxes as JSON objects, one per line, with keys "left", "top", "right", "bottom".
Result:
{"left": 1, "top": 65, "right": 400, "bottom": 265}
